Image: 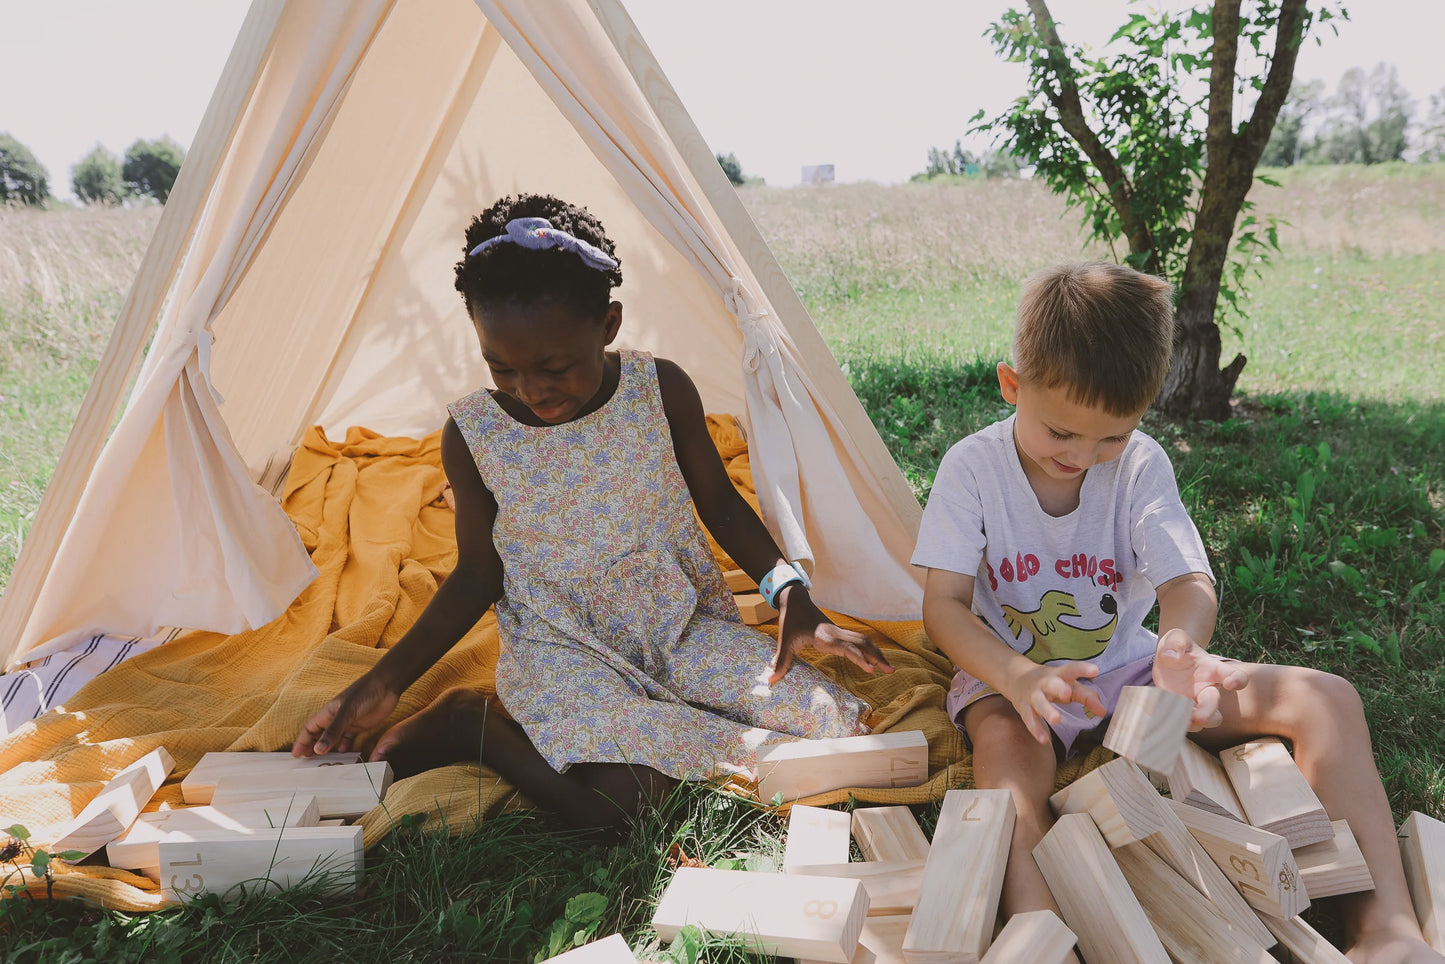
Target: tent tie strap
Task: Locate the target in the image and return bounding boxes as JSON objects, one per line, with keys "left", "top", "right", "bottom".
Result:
{"left": 725, "top": 279, "right": 775, "bottom": 374}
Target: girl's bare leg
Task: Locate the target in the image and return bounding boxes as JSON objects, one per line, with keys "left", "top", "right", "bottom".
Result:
{"left": 370, "top": 686, "right": 676, "bottom": 832}
{"left": 964, "top": 695, "right": 1081, "bottom": 964}
{"left": 1193, "top": 664, "right": 1443, "bottom": 964}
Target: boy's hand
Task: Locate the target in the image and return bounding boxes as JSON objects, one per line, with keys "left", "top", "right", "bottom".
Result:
{"left": 293, "top": 670, "right": 402, "bottom": 757}
{"left": 1152, "top": 628, "right": 1249, "bottom": 730}
{"left": 769, "top": 585, "right": 894, "bottom": 684}
{"left": 1004, "top": 661, "right": 1107, "bottom": 745}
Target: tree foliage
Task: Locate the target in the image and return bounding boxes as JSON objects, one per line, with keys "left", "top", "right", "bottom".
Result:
{"left": 973, "top": 0, "right": 1344, "bottom": 419}
{"left": 1312, "top": 64, "right": 1413, "bottom": 164}
{"left": 917, "top": 141, "right": 1022, "bottom": 180}
{"left": 71, "top": 144, "right": 126, "bottom": 204}
{"left": 716, "top": 152, "right": 745, "bottom": 187}
{"left": 1420, "top": 88, "right": 1445, "bottom": 163}
{"left": 1260, "top": 79, "right": 1325, "bottom": 166}
{"left": 0, "top": 133, "right": 49, "bottom": 206}
{"left": 122, "top": 136, "right": 186, "bottom": 203}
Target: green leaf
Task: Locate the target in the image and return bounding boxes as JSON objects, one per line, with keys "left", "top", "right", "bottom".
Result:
{"left": 55, "top": 851, "right": 88, "bottom": 863}
{"left": 1110, "top": 14, "right": 1151, "bottom": 43}
{"left": 1429, "top": 548, "right": 1445, "bottom": 576}
{"left": 30, "top": 850, "right": 50, "bottom": 875}
{"left": 3, "top": 825, "right": 30, "bottom": 842}
{"left": 565, "top": 892, "right": 608, "bottom": 925}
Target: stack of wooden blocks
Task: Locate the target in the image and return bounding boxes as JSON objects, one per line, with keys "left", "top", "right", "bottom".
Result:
{"left": 643, "top": 685, "right": 1445, "bottom": 963}
{"left": 46, "top": 748, "right": 392, "bottom": 903}
{"left": 724, "top": 568, "right": 777, "bottom": 625}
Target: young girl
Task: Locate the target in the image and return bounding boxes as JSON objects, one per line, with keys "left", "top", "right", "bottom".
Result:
{"left": 293, "top": 194, "right": 892, "bottom": 829}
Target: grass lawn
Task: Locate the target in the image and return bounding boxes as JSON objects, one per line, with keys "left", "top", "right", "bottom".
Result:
{"left": 2, "top": 165, "right": 1443, "bottom": 961}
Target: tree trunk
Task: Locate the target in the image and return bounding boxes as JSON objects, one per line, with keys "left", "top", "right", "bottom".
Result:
{"left": 1156, "top": 282, "right": 1245, "bottom": 421}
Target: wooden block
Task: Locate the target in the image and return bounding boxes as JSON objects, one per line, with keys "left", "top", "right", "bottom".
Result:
{"left": 1032, "top": 812, "right": 1169, "bottom": 963}
{"left": 757, "top": 732, "right": 928, "bottom": 804}
{"left": 1295, "top": 819, "right": 1373, "bottom": 899}
{"left": 210, "top": 761, "right": 392, "bottom": 819}
{"left": 735, "top": 593, "right": 777, "bottom": 625}
{"left": 1054, "top": 758, "right": 1275, "bottom": 948}
{"left": 803, "top": 915, "right": 910, "bottom": 964}
{"left": 1219, "top": 738, "right": 1334, "bottom": 848}
{"left": 107, "top": 793, "right": 321, "bottom": 876}
{"left": 1114, "top": 841, "right": 1275, "bottom": 963}
{"left": 1050, "top": 757, "right": 1169, "bottom": 847}
{"left": 1257, "top": 912, "right": 1352, "bottom": 964}
{"left": 652, "top": 866, "right": 868, "bottom": 964}
{"left": 1399, "top": 810, "right": 1445, "bottom": 952}
{"left": 723, "top": 568, "right": 756, "bottom": 593}
{"left": 317, "top": 818, "right": 347, "bottom": 827}
{"left": 1102, "top": 685, "right": 1192, "bottom": 771}
{"left": 49, "top": 747, "right": 176, "bottom": 858}
{"left": 784, "top": 806, "right": 853, "bottom": 871}
{"left": 181, "top": 750, "right": 363, "bottom": 804}
{"left": 788, "top": 862, "right": 924, "bottom": 917}
{"left": 1167, "top": 797, "right": 1308, "bottom": 918}
{"left": 852, "top": 807, "right": 930, "bottom": 863}
{"left": 1167, "top": 737, "right": 1247, "bottom": 821}
{"left": 904, "top": 788, "right": 1015, "bottom": 963}
{"left": 542, "top": 933, "right": 638, "bottom": 963}
{"left": 978, "top": 910, "right": 1076, "bottom": 964}
{"left": 158, "top": 825, "right": 363, "bottom": 902}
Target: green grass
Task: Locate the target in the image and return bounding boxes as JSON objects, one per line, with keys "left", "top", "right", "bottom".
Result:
{"left": 2, "top": 166, "right": 1445, "bottom": 960}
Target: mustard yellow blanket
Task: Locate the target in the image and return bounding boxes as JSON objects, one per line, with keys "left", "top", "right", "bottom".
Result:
{"left": 0, "top": 420, "right": 1107, "bottom": 910}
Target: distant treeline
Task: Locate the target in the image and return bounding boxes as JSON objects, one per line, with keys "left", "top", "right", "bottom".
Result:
{"left": 0, "top": 136, "right": 186, "bottom": 207}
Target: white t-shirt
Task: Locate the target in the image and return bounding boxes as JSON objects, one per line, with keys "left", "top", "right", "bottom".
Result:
{"left": 912, "top": 415, "right": 1214, "bottom": 674}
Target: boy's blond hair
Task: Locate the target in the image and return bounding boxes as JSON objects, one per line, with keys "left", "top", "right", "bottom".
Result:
{"left": 1013, "top": 262, "right": 1175, "bottom": 415}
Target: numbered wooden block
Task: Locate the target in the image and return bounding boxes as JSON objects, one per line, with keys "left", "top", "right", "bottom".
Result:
{"left": 1102, "top": 686, "right": 1193, "bottom": 772}
{"left": 756, "top": 731, "right": 929, "bottom": 804}
{"left": 107, "top": 793, "right": 321, "bottom": 877}
{"left": 1219, "top": 739, "right": 1334, "bottom": 848}
{"left": 784, "top": 806, "right": 853, "bottom": 871}
{"left": 49, "top": 747, "right": 176, "bottom": 858}
{"left": 735, "top": 593, "right": 777, "bottom": 625}
{"left": 1113, "top": 841, "right": 1275, "bottom": 964}
{"left": 788, "top": 861, "right": 924, "bottom": 917}
{"left": 1166, "top": 797, "right": 1308, "bottom": 918}
{"left": 852, "top": 807, "right": 931, "bottom": 863}
{"left": 652, "top": 867, "right": 869, "bottom": 964}
{"left": 542, "top": 933, "right": 639, "bottom": 963}
{"left": 1257, "top": 912, "right": 1352, "bottom": 964}
{"left": 158, "top": 825, "right": 363, "bottom": 902}
{"left": 723, "top": 569, "right": 756, "bottom": 593}
{"left": 903, "top": 789, "right": 1014, "bottom": 963}
{"left": 1167, "top": 738, "right": 1246, "bottom": 821}
{"left": 1399, "top": 810, "right": 1445, "bottom": 952}
{"left": 1295, "top": 819, "right": 1373, "bottom": 899}
{"left": 978, "top": 911, "right": 1076, "bottom": 964}
{"left": 181, "top": 750, "right": 362, "bottom": 804}
{"left": 210, "top": 761, "right": 392, "bottom": 819}
{"left": 1053, "top": 759, "right": 1274, "bottom": 948}
{"left": 1032, "top": 812, "right": 1169, "bottom": 964}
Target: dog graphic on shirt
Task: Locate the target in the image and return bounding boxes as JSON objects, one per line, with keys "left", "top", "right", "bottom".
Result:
{"left": 1000, "top": 590, "right": 1118, "bottom": 663}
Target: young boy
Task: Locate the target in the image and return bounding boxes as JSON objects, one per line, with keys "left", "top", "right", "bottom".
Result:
{"left": 914, "top": 262, "right": 1441, "bottom": 963}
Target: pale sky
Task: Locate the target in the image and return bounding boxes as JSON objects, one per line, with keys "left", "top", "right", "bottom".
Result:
{"left": 6, "top": 0, "right": 1443, "bottom": 197}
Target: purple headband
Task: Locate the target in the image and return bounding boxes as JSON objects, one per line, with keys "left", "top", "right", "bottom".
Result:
{"left": 468, "top": 217, "right": 619, "bottom": 271}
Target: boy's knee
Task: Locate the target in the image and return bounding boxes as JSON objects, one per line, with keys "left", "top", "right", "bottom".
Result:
{"left": 1306, "top": 669, "right": 1363, "bottom": 718}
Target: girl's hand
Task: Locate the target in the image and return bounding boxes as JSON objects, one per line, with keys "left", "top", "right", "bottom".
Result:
{"left": 1152, "top": 628, "right": 1249, "bottom": 730}
{"left": 769, "top": 585, "right": 894, "bottom": 684}
{"left": 1004, "top": 661, "right": 1105, "bottom": 745}
{"left": 292, "top": 670, "right": 402, "bottom": 757}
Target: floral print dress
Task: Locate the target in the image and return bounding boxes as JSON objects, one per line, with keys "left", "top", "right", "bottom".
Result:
{"left": 448, "top": 350, "right": 867, "bottom": 780}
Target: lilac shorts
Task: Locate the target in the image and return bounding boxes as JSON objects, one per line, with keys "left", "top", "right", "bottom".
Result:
{"left": 945, "top": 654, "right": 1156, "bottom": 758}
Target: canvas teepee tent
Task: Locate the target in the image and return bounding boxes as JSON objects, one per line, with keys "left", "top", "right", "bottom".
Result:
{"left": 0, "top": 0, "right": 925, "bottom": 671}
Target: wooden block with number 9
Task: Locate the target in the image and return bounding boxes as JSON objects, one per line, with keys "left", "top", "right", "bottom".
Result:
{"left": 158, "top": 825, "right": 363, "bottom": 902}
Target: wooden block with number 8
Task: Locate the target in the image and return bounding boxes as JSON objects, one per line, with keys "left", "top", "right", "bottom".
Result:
{"left": 903, "top": 788, "right": 1014, "bottom": 963}
{"left": 210, "top": 761, "right": 392, "bottom": 819}
{"left": 652, "top": 866, "right": 868, "bottom": 963}
{"left": 181, "top": 750, "right": 363, "bottom": 805}
{"left": 159, "top": 825, "right": 363, "bottom": 902}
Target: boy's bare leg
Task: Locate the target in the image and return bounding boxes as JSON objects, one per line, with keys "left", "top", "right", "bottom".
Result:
{"left": 369, "top": 686, "right": 676, "bottom": 832}
{"left": 964, "top": 695, "right": 1082, "bottom": 964}
{"left": 1194, "top": 663, "right": 1443, "bottom": 964}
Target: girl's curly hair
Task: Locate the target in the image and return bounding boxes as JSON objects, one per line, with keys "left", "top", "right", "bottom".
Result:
{"left": 454, "top": 193, "right": 623, "bottom": 319}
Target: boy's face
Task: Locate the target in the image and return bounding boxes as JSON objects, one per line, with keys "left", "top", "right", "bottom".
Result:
{"left": 998, "top": 362, "right": 1145, "bottom": 488}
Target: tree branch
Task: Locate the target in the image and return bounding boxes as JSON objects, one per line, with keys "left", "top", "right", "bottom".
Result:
{"left": 1205, "top": 0, "right": 1243, "bottom": 167}
{"left": 1234, "top": 0, "right": 1310, "bottom": 166}
{"left": 1025, "top": 0, "right": 1157, "bottom": 269}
